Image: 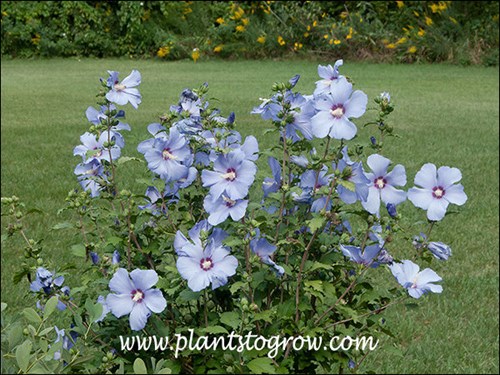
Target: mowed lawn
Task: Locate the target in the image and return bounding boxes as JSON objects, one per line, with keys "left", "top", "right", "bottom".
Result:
{"left": 1, "top": 58, "right": 498, "bottom": 374}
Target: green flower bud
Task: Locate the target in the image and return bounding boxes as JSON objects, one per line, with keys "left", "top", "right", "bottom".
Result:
{"left": 102, "top": 356, "right": 108, "bottom": 363}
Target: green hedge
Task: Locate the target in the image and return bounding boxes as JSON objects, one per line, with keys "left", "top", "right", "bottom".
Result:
{"left": 1, "top": 1, "right": 498, "bottom": 65}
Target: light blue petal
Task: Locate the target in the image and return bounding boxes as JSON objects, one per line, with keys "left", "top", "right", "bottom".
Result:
{"left": 367, "top": 154, "right": 390, "bottom": 177}
{"left": 385, "top": 164, "right": 406, "bottom": 187}
{"left": 130, "top": 269, "right": 158, "bottom": 291}
{"left": 143, "top": 289, "right": 167, "bottom": 313}
{"left": 329, "top": 116, "right": 357, "bottom": 140}
{"left": 414, "top": 163, "right": 437, "bottom": 189}
{"left": 129, "top": 303, "right": 151, "bottom": 331}
{"left": 361, "top": 187, "right": 381, "bottom": 215}
{"left": 109, "top": 268, "right": 134, "bottom": 294}
{"left": 380, "top": 185, "right": 406, "bottom": 205}
{"left": 426, "top": 198, "right": 449, "bottom": 221}
{"left": 106, "top": 294, "right": 134, "bottom": 318}
{"left": 408, "top": 187, "right": 433, "bottom": 210}
{"left": 344, "top": 90, "right": 367, "bottom": 118}
{"left": 443, "top": 184, "right": 467, "bottom": 205}
{"left": 311, "top": 111, "right": 333, "bottom": 139}
{"left": 437, "top": 166, "right": 462, "bottom": 188}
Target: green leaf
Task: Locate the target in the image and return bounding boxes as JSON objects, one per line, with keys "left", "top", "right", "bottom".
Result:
{"left": 304, "top": 280, "right": 324, "bottom": 292}
{"left": 51, "top": 221, "right": 74, "bottom": 230}
{"left": 23, "top": 308, "right": 42, "bottom": 324}
{"left": 338, "top": 179, "right": 356, "bottom": 192}
{"left": 71, "top": 244, "right": 86, "bottom": 258}
{"left": 306, "top": 261, "right": 333, "bottom": 273}
{"left": 8, "top": 324, "right": 23, "bottom": 349}
{"left": 43, "top": 296, "right": 59, "bottom": 320}
{"left": 246, "top": 357, "right": 276, "bottom": 374}
{"left": 229, "top": 281, "right": 246, "bottom": 294}
{"left": 39, "top": 327, "right": 54, "bottom": 336}
{"left": 133, "top": 358, "right": 148, "bottom": 374}
{"left": 157, "top": 369, "right": 172, "bottom": 374}
{"left": 220, "top": 311, "right": 240, "bottom": 330}
{"left": 16, "top": 339, "right": 32, "bottom": 373}
{"left": 117, "top": 156, "right": 144, "bottom": 165}
{"left": 307, "top": 216, "right": 326, "bottom": 233}
{"left": 1, "top": 302, "right": 6, "bottom": 312}
{"left": 200, "top": 325, "right": 229, "bottom": 334}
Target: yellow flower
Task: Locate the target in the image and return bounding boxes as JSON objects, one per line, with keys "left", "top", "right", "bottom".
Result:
{"left": 418, "top": 28, "right": 426, "bottom": 36}
{"left": 303, "top": 32, "right": 310, "bottom": 38}
{"left": 396, "top": 1, "right": 404, "bottom": 8}
{"left": 340, "top": 11, "right": 348, "bottom": 19}
{"left": 236, "top": 25, "right": 245, "bottom": 32}
{"left": 414, "top": 10, "right": 420, "bottom": 17}
{"left": 396, "top": 37, "right": 407, "bottom": 44}
{"left": 191, "top": 48, "right": 200, "bottom": 63}
{"left": 306, "top": 25, "right": 311, "bottom": 31}
{"left": 408, "top": 46, "right": 417, "bottom": 53}
{"left": 213, "top": 45, "right": 223, "bottom": 53}
{"left": 232, "top": 6, "right": 245, "bottom": 20}
{"left": 1, "top": 11, "right": 7, "bottom": 17}
{"left": 429, "top": 4, "right": 439, "bottom": 13}
{"left": 277, "top": 35, "right": 286, "bottom": 46}
{"left": 323, "top": 34, "right": 329, "bottom": 39}
{"left": 382, "top": 39, "right": 389, "bottom": 44}
{"left": 293, "top": 42, "right": 303, "bottom": 51}
{"left": 241, "top": 17, "right": 250, "bottom": 26}
{"left": 333, "top": 39, "right": 341, "bottom": 45}
{"left": 257, "top": 35, "right": 266, "bottom": 44}
{"left": 183, "top": 7, "right": 192, "bottom": 15}
{"left": 328, "top": 39, "right": 333, "bottom": 45}
{"left": 449, "top": 16, "right": 458, "bottom": 24}
{"left": 157, "top": 46, "right": 171, "bottom": 58}
{"left": 438, "top": 1, "right": 448, "bottom": 11}
{"left": 386, "top": 43, "right": 396, "bottom": 49}
{"left": 425, "top": 16, "right": 433, "bottom": 26}
{"left": 31, "top": 34, "right": 41, "bottom": 45}
{"left": 312, "top": 20, "right": 318, "bottom": 27}
{"left": 346, "top": 27, "right": 353, "bottom": 40}
{"left": 216, "top": 17, "right": 224, "bottom": 25}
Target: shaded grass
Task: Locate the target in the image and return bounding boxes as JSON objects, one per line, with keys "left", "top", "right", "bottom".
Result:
{"left": 1, "top": 58, "right": 499, "bottom": 373}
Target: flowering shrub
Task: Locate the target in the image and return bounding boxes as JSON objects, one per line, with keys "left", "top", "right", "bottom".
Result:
{"left": 1, "top": 60, "right": 467, "bottom": 374}
{"left": 1, "top": 1, "right": 498, "bottom": 65}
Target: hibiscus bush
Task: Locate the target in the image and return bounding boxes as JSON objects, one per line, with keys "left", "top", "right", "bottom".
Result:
{"left": 1, "top": 61, "right": 467, "bottom": 374}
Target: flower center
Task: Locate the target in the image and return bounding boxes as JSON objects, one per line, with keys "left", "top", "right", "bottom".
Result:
{"left": 330, "top": 104, "right": 344, "bottom": 119}
{"left": 162, "top": 148, "right": 177, "bottom": 160}
{"left": 131, "top": 289, "right": 144, "bottom": 303}
{"left": 114, "top": 83, "right": 126, "bottom": 91}
{"left": 222, "top": 195, "right": 236, "bottom": 207}
{"left": 374, "top": 177, "right": 386, "bottom": 189}
{"left": 411, "top": 276, "right": 418, "bottom": 289}
{"left": 432, "top": 186, "right": 445, "bottom": 199}
{"left": 222, "top": 168, "right": 237, "bottom": 181}
{"left": 200, "top": 257, "right": 213, "bottom": 271}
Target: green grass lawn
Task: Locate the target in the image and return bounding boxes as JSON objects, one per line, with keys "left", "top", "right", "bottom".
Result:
{"left": 1, "top": 58, "right": 499, "bottom": 374}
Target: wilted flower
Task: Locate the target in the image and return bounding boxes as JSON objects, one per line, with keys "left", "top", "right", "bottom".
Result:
{"left": 314, "top": 60, "right": 344, "bottom": 96}
{"left": 250, "top": 231, "right": 285, "bottom": 277}
{"left": 427, "top": 241, "right": 452, "bottom": 260}
{"left": 340, "top": 244, "right": 381, "bottom": 267}
{"left": 105, "top": 70, "right": 142, "bottom": 109}
{"left": 389, "top": 260, "right": 442, "bottom": 299}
